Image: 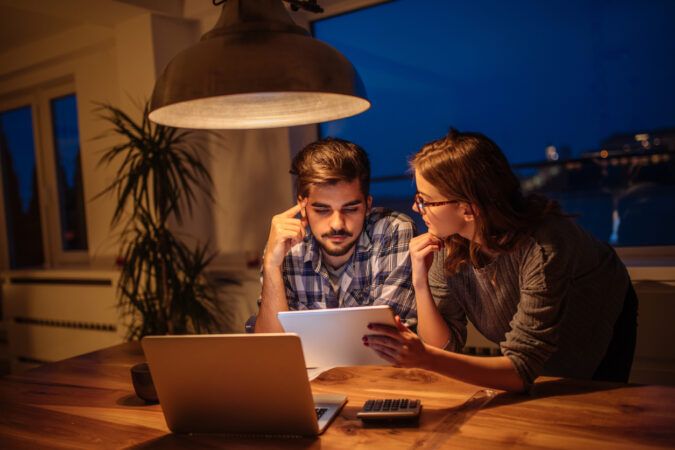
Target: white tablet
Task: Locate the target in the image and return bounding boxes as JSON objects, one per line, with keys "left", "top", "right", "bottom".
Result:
{"left": 278, "top": 305, "right": 396, "bottom": 368}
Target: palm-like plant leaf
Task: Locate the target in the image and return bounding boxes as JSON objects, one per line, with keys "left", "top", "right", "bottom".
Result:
{"left": 96, "top": 102, "right": 225, "bottom": 340}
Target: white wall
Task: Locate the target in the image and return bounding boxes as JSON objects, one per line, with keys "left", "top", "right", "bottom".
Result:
{"left": 0, "top": 24, "right": 121, "bottom": 264}
{"left": 0, "top": 3, "right": 298, "bottom": 267}
{"left": 0, "top": 3, "right": 298, "bottom": 369}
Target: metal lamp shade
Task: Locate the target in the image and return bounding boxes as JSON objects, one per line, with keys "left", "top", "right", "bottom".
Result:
{"left": 149, "top": 0, "right": 370, "bottom": 129}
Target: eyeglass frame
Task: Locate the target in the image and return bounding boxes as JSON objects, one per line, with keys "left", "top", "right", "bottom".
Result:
{"left": 414, "top": 193, "right": 459, "bottom": 214}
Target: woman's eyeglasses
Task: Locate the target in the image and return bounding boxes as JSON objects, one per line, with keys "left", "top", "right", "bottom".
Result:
{"left": 414, "top": 193, "right": 459, "bottom": 215}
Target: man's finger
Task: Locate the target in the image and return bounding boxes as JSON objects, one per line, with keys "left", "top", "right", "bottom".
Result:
{"left": 282, "top": 203, "right": 302, "bottom": 217}
{"left": 279, "top": 223, "right": 306, "bottom": 241}
{"left": 277, "top": 228, "right": 303, "bottom": 239}
{"left": 277, "top": 223, "right": 304, "bottom": 235}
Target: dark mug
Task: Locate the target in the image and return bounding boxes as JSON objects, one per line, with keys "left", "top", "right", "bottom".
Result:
{"left": 130, "top": 362, "right": 159, "bottom": 403}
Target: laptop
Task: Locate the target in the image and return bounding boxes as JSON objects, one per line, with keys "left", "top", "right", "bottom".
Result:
{"left": 141, "top": 333, "right": 347, "bottom": 436}
{"left": 278, "top": 305, "right": 396, "bottom": 367}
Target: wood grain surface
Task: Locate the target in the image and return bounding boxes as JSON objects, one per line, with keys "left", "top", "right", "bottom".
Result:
{"left": 1, "top": 342, "right": 674, "bottom": 449}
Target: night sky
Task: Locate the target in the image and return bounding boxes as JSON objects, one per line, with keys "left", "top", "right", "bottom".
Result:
{"left": 0, "top": 106, "right": 36, "bottom": 213}
{"left": 0, "top": 94, "right": 79, "bottom": 213}
{"left": 2, "top": 1, "right": 674, "bottom": 231}
{"left": 51, "top": 94, "right": 81, "bottom": 188}
{"left": 314, "top": 0, "right": 675, "bottom": 198}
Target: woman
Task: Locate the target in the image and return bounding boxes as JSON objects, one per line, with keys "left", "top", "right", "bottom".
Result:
{"left": 364, "top": 130, "right": 637, "bottom": 392}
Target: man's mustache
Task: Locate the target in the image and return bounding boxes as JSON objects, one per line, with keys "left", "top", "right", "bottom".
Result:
{"left": 321, "top": 230, "right": 353, "bottom": 238}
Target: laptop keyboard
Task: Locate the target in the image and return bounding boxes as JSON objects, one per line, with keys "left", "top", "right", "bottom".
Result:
{"left": 315, "top": 408, "right": 328, "bottom": 419}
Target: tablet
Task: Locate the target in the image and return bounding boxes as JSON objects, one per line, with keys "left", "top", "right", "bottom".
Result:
{"left": 278, "top": 305, "right": 396, "bottom": 368}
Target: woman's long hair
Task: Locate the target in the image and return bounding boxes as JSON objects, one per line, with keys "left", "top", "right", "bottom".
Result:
{"left": 410, "top": 129, "right": 561, "bottom": 274}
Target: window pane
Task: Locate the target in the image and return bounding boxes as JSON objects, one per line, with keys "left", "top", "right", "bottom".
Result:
{"left": 0, "top": 106, "right": 45, "bottom": 268}
{"left": 314, "top": 0, "right": 675, "bottom": 246}
{"left": 50, "top": 94, "right": 87, "bottom": 251}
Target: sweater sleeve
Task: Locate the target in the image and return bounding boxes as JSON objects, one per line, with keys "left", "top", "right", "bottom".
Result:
{"left": 500, "top": 236, "right": 575, "bottom": 387}
{"left": 428, "top": 251, "right": 467, "bottom": 352}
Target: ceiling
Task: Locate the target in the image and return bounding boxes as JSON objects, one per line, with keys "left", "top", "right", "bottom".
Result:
{"left": 0, "top": 0, "right": 185, "bottom": 54}
{"left": 0, "top": 0, "right": 385, "bottom": 54}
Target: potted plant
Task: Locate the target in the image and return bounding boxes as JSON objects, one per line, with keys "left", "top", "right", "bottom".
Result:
{"left": 95, "top": 102, "right": 226, "bottom": 339}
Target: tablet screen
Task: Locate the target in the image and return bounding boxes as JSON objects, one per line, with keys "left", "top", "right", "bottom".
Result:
{"left": 278, "top": 305, "right": 396, "bottom": 367}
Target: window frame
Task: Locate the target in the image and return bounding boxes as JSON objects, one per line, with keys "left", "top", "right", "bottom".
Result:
{"left": 37, "top": 83, "right": 88, "bottom": 264}
{"left": 0, "top": 81, "right": 88, "bottom": 269}
{"left": 306, "top": 0, "right": 675, "bottom": 262}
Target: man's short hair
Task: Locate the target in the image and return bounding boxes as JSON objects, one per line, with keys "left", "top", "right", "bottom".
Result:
{"left": 290, "top": 138, "right": 371, "bottom": 198}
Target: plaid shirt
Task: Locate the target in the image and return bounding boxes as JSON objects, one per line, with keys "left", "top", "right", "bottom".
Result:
{"left": 261, "top": 208, "right": 417, "bottom": 320}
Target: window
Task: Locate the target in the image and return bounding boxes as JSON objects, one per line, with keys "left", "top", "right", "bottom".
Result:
{"left": 0, "top": 84, "right": 88, "bottom": 268}
{"left": 0, "top": 105, "right": 45, "bottom": 268}
{"left": 50, "top": 94, "right": 87, "bottom": 252}
{"left": 313, "top": 0, "right": 675, "bottom": 248}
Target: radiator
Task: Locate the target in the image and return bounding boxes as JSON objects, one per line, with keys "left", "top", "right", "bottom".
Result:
{"left": 2, "top": 270, "right": 123, "bottom": 373}
{"left": 1, "top": 267, "right": 259, "bottom": 374}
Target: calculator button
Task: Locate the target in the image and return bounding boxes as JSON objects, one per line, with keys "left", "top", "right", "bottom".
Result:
{"left": 357, "top": 398, "right": 422, "bottom": 424}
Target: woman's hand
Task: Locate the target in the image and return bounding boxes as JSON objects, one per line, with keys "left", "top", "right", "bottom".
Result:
{"left": 409, "top": 233, "right": 444, "bottom": 286}
{"left": 364, "top": 316, "right": 434, "bottom": 369}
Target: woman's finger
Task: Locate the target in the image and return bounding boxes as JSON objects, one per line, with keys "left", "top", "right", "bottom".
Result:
{"left": 413, "top": 244, "right": 440, "bottom": 259}
{"left": 366, "top": 324, "right": 406, "bottom": 341}
{"left": 394, "top": 315, "right": 409, "bottom": 333}
{"left": 364, "top": 335, "right": 400, "bottom": 351}
{"left": 411, "top": 233, "right": 443, "bottom": 249}
{"left": 367, "top": 342, "right": 400, "bottom": 361}
{"left": 370, "top": 348, "right": 399, "bottom": 365}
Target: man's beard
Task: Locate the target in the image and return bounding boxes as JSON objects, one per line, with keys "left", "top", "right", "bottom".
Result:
{"left": 318, "top": 230, "right": 357, "bottom": 257}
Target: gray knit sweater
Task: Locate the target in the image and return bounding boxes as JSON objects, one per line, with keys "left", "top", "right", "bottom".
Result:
{"left": 429, "top": 216, "right": 630, "bottom": 386}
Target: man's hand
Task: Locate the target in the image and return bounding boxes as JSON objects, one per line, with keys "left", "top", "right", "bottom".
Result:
{"left": 263, "top": 202, "right": 308, "bottom": 269}
{"left": 409, "top": 233, "right": 444, "bottom": 286}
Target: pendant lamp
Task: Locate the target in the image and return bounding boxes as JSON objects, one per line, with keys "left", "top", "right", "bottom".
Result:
{"left": 148, "top": 0, "right": 370, "bottom": 129}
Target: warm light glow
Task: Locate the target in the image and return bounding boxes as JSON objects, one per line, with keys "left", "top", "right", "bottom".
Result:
{"left": 148, "top": 0, "right": 369, "bottom": 130}
{"left": 149, "top": 92, "right": 371, "bottom": 129}
{"left": 600, "top": 149, "right": 609, "bottom": 158}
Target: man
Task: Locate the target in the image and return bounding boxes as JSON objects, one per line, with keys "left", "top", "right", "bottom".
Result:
{"left": 254, "top": 138, "right": 416, "bottom": 333}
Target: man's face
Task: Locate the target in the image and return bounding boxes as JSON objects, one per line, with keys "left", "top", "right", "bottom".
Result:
{"left": 300, "top": 179, "right": 372, "bottom": 265}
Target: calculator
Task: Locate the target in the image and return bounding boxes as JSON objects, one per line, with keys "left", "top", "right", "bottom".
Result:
{"left": 356, "top": 398, "right": 422, "bottom": 423}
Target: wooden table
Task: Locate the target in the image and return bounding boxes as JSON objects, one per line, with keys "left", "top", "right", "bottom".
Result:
{"left": 1, "top": 342, "right": 674, "bottom": 449}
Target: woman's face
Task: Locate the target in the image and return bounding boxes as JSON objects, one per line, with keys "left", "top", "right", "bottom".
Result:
{"left": 413, "top": 170, "right": 476, "bottom": 240}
